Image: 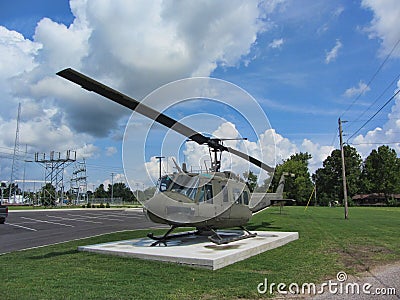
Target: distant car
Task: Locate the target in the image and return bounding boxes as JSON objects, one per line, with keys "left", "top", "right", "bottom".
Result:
{"left": 0, "top": 203, "right": 8, "bottom": 224}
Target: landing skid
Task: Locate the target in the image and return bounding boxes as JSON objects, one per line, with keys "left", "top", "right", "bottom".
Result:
{"left": 147, "top": 226, "right": 199, "bottom": 246}
{"left": 208, "top": 227, "right": 257, "bottom": 245}
{"left": 147, "top": 226, "right": 257, "bottom": 246}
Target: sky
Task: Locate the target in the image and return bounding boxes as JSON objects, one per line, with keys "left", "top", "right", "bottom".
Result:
{"left": 0, "top": 0, "right": 400, "bottom": 194}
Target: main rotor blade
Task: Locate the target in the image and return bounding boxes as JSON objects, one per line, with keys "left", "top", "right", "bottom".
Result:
{"left": 56, "top": 68, "right": 209, "bottom": 145}
{"left": 226, "top": 147, "right": 274, "bottom": 173}
{"left": 57, "top": 68, "right": 274, "bottom": 172}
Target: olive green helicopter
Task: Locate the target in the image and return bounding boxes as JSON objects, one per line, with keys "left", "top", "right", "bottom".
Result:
{"left": 57, "top": 68, "right": 291, "bottom": 246}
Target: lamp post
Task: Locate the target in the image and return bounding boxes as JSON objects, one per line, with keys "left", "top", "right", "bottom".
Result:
{"left": 155, "top": 156, "right": 165, "bottom": 180}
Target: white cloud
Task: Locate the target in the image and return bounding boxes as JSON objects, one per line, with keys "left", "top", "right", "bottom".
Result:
{"left": 0, "top": 26, "right": 41, "bottom": 79}
{"left": 300, "top": 139, "right": 334, "bottom": 173}
{"left": 0, "top": 0, "right": 272, "bottom": 154}
{"left": 33, "top": 17, "right": 90, "bottom": 70}
{"left": 325, "top": 39, "right": 342, "bottom": 64}
{"left": 362, "top": 0, "right": 400, "bottom": 57}
{"left": 269, "top": 38, "right": 284, "bottom": 49}
{"left": 343, "top": 81, "right": 371, "bottom": 98}
{"left": 142, "top": 122, "right": 335, "bottom": 186}
{"left": 351, "top": 80, "right": 400, "bottom": 157}
{"left": 105, "top": 146, "right": 117, "bottom": 156}
{"left": 103, "top": 172, "right": 127, "bottom": 188}
{"left": 333, "top": 6, "right": 345, "bottom": 18}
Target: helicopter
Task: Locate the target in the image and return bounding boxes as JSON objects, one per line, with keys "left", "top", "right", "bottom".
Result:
{"left": 57, "top": 68, "right": 289, "bottom": 245}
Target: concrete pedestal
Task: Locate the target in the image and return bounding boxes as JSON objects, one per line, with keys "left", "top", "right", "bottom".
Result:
{"left": 78, "top": 230, "right": 299, "bottom": 270}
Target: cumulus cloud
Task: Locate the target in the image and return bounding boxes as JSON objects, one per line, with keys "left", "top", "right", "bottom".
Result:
{"left": 103, "top": 172, "right": 127, "bottom": 188}
{"left": 0, "top": 0, "right": 271, "bottom": 151}
{"left": 0, "top": 26, "right": 41, "bottom": 78}
{"left": 105, "top": 146, "right": 117, "bottom": 156}
{"left": 325, "top": 39, "right": 342, "bottom": 64}
{"left": 343, "top": 81, "right": 371, "bottom": 98}
{"left": 361, "top": 0, "right": 400, "bottom": 57}
{"left": 269, "top": 38, "right": 284, "bottom": 49}
{"left": 143, "top": 122, "right": 333, "bottom": 186}
{"left": 351, "top": 80, "right": 400, "bottom": 157}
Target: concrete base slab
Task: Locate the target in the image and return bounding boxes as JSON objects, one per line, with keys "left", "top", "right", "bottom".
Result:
{"left": 78, "top": 230, "right": 299, "bottom": 270}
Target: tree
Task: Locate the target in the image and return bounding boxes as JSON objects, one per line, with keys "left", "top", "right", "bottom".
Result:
{"left": 314, "top": 145, "right": 362, "bottom": 205}
{"left": 269, "top": 152, "right": 314, "bottom": 205}
{"left": 107, "top": 182, "right": 136, "bottom": 202}
{"left": 361, "top": 145, "right": 400, "bottom": 199}
{"left": 94, "top": 184, "right": 108, "bottom": 199}
{"left": 243, "top": 170, "right": 258, "bottom": 192}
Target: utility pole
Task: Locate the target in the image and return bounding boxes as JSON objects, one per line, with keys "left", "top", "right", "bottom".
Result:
{"left": 338, "top": 118, "right": 349, "bottom": 219}
{"left": 155, "top": 156, "right": 165, "bottom": 180}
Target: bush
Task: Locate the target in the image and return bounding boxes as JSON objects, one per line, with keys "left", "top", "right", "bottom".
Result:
{"left": 99, "top": 203, "right": 105, "bottom": 208}
{"left": 106, "top": 202, "right": 110, "bottom": 208}
{"left": 86, "top": 203, "right": 91, "bottom": 208}
{"left": 92, "top": 204, "right": 96, "bottom": 208}
{"left": 388, "top": 198, "right": 400, "bottom": 207}
{"left": 81, "top": 205, "right": 86, "bottom": 208}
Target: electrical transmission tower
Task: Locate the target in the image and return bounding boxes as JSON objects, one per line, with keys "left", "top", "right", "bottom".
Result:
{"left": 34, "top": 150, "right": 76, "bottom": 205}
{"left": 70, "top": 159, "right": 88, "bottom": 205}
{"left": 9, "top": 103, "right": 21, "bottom": 203}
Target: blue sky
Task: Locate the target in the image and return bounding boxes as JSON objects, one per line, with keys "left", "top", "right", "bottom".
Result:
{"left": 0, "top": 0, "right": 399, "bottom": 193}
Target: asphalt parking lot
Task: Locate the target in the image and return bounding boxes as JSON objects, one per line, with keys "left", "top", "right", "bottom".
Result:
{"left": 0, "top": 208, "right": 167, "bottom": 254}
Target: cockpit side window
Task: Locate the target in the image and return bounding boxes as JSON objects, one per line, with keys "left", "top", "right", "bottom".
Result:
{"left": 198, "top": 184, "right": 213, "bottom": 204}
{"left": 243, "top": 190, "right": 249, "bottom": 205}
{"left": 221, "top": 185, "right": 229, "bottom": 202}
{"left": 233, "top": 188, "right": 242, "bottom": 204}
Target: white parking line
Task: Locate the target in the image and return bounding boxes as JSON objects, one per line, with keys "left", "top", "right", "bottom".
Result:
{"left": 21, "top": 217, "right": 74, "bottom": 227}
{"left": 5, "top": 223, "right": 38, "bottom": 231}
{"left": 47, "top": 215, "right": 102, "bottom": 224}
{"left": 101, "top": 213, "right": 143, "bottom": 219}
{"left": 75, "top": 213, "right": 125, "bottom": 222}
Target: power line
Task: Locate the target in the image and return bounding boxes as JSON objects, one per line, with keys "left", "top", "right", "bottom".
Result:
{"left": 350, "top": 141, "right": 400, "bottom": 146}
{"left": 340, "top": 36, "right": 400, "bottom": 118}
{"left": 346, "top": 88, "right": 400, "bottom": 143}
{"left": 347, "top": 73, "right": 400, "bottom": 126}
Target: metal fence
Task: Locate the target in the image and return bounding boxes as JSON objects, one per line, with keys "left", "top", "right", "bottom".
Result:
{"left": 87, "top": 197, "right": 125, "bottom": 205}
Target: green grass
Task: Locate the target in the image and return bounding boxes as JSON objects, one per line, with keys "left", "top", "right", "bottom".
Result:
{"left": 1, "top": 207, "right": 399, "bottom": 299}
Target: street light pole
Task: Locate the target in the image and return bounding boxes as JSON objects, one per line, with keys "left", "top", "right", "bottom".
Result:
{"left": 155, "top": 156, "right": 165, "bottom": 180}
{"left": 111, "top": 172, "right": 114, "bottom": 204}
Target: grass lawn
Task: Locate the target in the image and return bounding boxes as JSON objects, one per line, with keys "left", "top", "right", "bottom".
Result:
{"left": 1, "top": 206, "right": 399, "bottom": 299}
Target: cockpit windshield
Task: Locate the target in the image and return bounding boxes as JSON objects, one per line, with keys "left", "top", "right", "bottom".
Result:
{"left": 170, "top": 176, "right": 199, "bottom": 201}
{"left": 157, "top": 174, "right": 214, "bottom": 203}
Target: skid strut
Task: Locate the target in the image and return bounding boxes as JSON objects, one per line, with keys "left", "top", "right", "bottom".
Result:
{"left": 208, "top": 226, "right": 257, "bottom": 245}
{"left": 147, "top": 226, "right": 199, "bottom": 246}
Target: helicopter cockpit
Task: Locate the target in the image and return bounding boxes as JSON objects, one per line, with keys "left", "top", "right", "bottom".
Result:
{"left": 156, "top": 174, "right": 215, "bottom": 203}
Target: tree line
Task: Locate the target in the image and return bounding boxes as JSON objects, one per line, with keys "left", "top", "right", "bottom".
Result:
{"left": 3, "top": 144, "right": 399, "bottom": 207}
{"left": 1, "top": 181, "right": 156, "bottom": 206}
{"left": 248, "top": 145, "right": 400, "bottom": 206}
